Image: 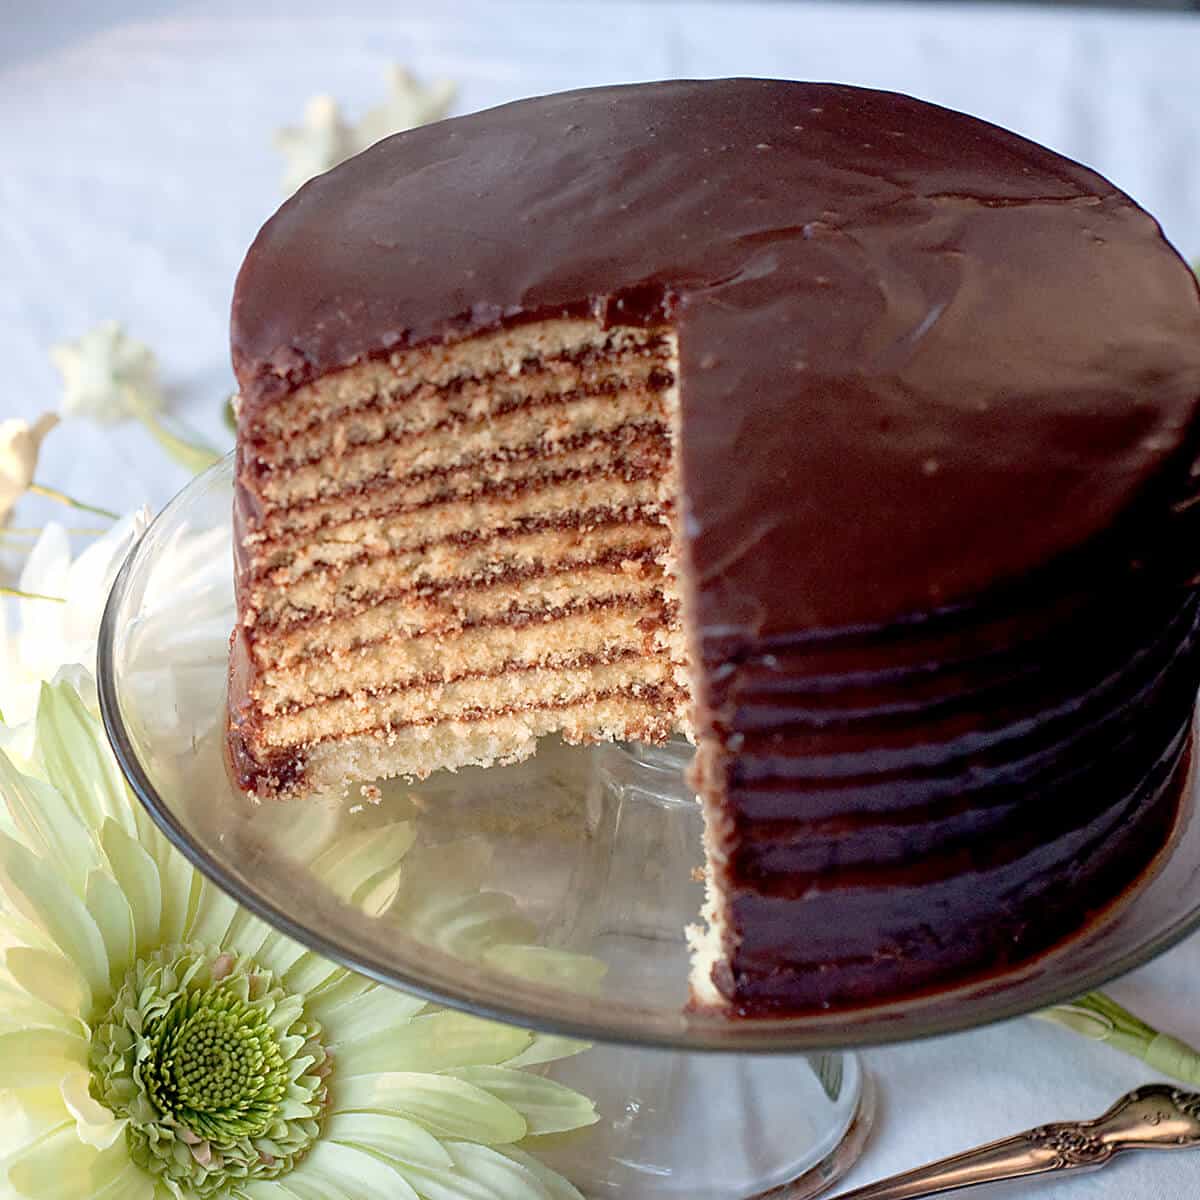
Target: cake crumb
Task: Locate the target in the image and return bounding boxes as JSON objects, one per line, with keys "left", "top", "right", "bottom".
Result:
{"left": 691, "top": 866, "right": 706, "bottom": 883}
{"left": 360, "top": 782, "right": 383, "bottom": 804}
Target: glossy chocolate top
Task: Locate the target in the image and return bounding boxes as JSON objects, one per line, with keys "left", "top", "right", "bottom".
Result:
{"left": 232, "top": 79, "right": 1200, "bottom": 639}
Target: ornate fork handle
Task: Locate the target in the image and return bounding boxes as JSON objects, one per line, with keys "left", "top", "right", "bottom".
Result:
{"left": 831, "top": 1084, "right": 1200, "bottom": 1200}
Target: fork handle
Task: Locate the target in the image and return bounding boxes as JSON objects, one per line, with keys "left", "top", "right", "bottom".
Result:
{"left": 829, "top": 1129, "right": 1109, "bottom": 1200}
{"left": 830, "top": 1083, "right": 1200, "bottom": 1200}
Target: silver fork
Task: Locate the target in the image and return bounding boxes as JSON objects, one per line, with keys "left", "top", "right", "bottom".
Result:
{"left": 828, "top": 1084, "right": 1200, "bottom": 1200}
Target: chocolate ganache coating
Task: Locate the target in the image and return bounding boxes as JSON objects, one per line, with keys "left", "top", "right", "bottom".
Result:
{"left": 232, "top": 80, "right": 1200, "bottom": 1013}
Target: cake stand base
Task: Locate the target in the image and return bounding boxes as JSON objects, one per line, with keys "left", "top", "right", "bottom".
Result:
{"left": 537, "top": 1044, "right": 872, "bottom": 1198}
{"left": 521, "top": 740, "right": 872, "bottom": 1198}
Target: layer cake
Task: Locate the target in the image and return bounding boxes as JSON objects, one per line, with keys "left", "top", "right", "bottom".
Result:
{"left": 229, "top": 80, "right": 1200, "bottom": 1014}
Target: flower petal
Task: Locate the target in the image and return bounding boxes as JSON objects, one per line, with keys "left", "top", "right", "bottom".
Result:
{"left": 324, "top": 1110, "right": 453, "bottom": 1169}
{"left": 504, "top": 1035, "right": 591, "bottom": 1070}
{"left": 4, "top": 947, "right": 91, "bottom": 1024}
{"left": 332, "top": 1010, "right": 530, "bottom": 1077}
{"left": 442, "top": 1067, "right": 598, "bottom": 1135}
{"left": 313, "top": 823, "right": 416, "bottom": 915}
{"left": 258, "top": 1175, "right": 353, "bottom": 1200}
{"left": 290, "top": 1141, "right": 420, "bottom": 1200}
{"left": 0, "top": 833, "right": 109, "bottom": 994}
{"left": 184, "top": 876, "right": 241, "bottom": 949}
{"left": 332, "top": 1072, "right": 526, "bottom": 1143}
{"left": 0, "top": 1119, "right": 72, "bottom": 1188}
{"left": 298, "top": 964, "right": 374, "bottom": 1012}
{"left": 401, "top": 1141, "right": 560, "bottom": 1200}
{"left": 251, "top": 930, "right": 312, "bottom": 980}
{"left": 0, "top": 751, "right": 98, "bottom": 884}
{"left": 0, "top": 978, "right": 77, "bottom": 1037}
{"left": 17, "top": 523, "right": 70, "bottom": 604}
{"left": 60, "top": 1069, "right": 126, "bottom": 1150}
{"left": 0, "top": 1028, "right": 88, "bottom": 1088}
{"left": 35, "top": 684, "right": 135, "bottom": 834}
{"left": 89, "top": 1160, "right": 156, "bottom": 1200}
{"left": 153, "top": 844, "right": 199, "bottom": 947}
{"left": 397, "top": 890, "right": 536, "bottom": 962}
{"left": 84, "top": 870, "right": 134, "bottom": 980}
{"left": 480, "top": 945, "right": 607, "bottom": 994}
{"left": 492, "top": 1146, "right": 586, "bottom": 1200}
{"left": 0, "top": 950, "right": 88, "bottom": 1036}
{"left": 224, "top": 908, "right": 288, "bottom": 961}
{"left": 98, "top": 821, "right": 161, "bottom": 957}
{"left": 283, "top": 953, "right": 350, "bottom": 1000}
{"left": 306, "top": 980, "right": 425, "bottom": 1040}
{"left": 6, "top": 1120, "right": 130, "bottom": 1198}
{"left": 233, "top": 1182, "right": 306, "bottom": 1200}
{"left": 0, "top": 1092, "right": 69, "bottom": 1158}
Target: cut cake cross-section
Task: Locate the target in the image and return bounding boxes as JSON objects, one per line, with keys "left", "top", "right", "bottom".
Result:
{"left": 230, "top": 319, "right": 692, "bottom": 794}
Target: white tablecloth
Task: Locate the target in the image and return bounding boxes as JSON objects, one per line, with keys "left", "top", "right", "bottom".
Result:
{"left": 4, "top": 3, "right": 1200, "bottom": 1196}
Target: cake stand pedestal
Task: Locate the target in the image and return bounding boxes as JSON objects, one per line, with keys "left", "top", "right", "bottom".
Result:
{"left": 97, "top": 455, "right": 1200, "bottom": 1200}
{"left": 530, "top": 741, "right": 872, "bottom": 1198}
{"left": 537, "top": 1042, "right": 871, "bottom": 1198}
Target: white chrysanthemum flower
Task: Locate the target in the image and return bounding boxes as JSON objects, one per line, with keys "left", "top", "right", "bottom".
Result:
{"left": 1, "top": 513, "right": 150, "bottom": 730}
{"left": 0, "top": 415, "right": 59, "bottom": 526}
{"left": 0, "top": 682, "right": 596, "bottom": 1199}
{"left": 355, "top": 66, "right": 457, "bottom": 152}
{"left": 50, "top": 323, "right": 163, "bottom": 426}
{"left": 274, "top": 96, "right": 357, "bottom": 195}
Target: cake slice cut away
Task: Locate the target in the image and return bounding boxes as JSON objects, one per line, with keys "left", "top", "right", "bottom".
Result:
{"left": 229, "top": 319, "right": 693, "bottom": 796}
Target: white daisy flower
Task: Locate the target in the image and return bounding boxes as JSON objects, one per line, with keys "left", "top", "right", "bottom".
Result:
{"left": 49, "top": 324, "right": 219, "bottom": 474}
{"left": 50, "top": 323, "right": 163, "bottom": 427}
{"left": 0, "top": 681, "right": 597, "bottom": 1199}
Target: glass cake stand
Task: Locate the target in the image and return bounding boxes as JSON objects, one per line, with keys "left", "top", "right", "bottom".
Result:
{"left": 97, "top": 455, "right": 1200, "bottom": 1199}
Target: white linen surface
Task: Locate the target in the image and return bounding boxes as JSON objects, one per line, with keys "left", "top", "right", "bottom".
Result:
{"left": 3, "top": 2, "right": 1200, "bottom": 1196}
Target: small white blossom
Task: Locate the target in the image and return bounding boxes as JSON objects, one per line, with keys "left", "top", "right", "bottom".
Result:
{"left": 355, "top": 64, "right": 457, "bottom": 151}
{"left": 275, "top": 65, "right": 457, "bottom": 195}
{"left": 274, "top": 94, "right": 357, "bottom": 194}
{"left": 50, "top": 321, "right": 162, "bottom": 425}
{"left": 0, "top": 413, "right": 57, "bottom": 524}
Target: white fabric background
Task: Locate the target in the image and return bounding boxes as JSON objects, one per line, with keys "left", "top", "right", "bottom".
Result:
{"left": 3, "top": 2, "right": 1200, "bottom": 1196}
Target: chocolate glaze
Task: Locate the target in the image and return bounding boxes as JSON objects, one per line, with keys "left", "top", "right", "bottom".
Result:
{"left": 231, "top": 80, "right": 1200, "bottom": 1013}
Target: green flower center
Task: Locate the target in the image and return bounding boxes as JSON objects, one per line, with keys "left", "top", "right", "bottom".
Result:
{"left": 89, "top": 947, "right": 329, "bottom": 1199}
{"left": 143, "top": 985, "right": 288, "bottom": 1141}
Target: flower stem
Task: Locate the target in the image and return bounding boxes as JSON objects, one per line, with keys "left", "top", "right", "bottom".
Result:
{"left": 28, "top": 483, "right": 118, "bottom": 520}
{"left": 138, "top": 410, "right": 221, "bottom": 474}
{"left": 1038, "top": 991, "right": 1200, "bottom": 1084}
{"left": 0, "top": 585, "right": 66, "bottom": 602}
